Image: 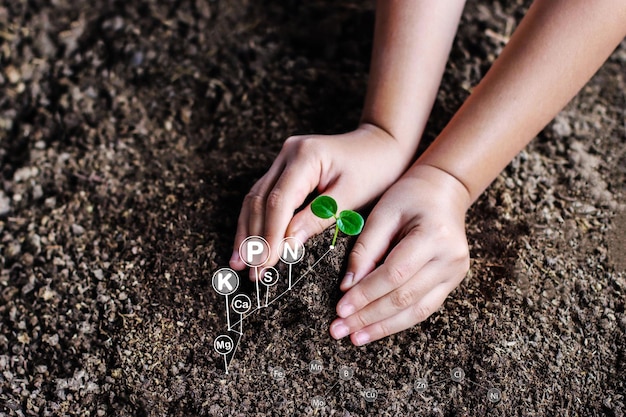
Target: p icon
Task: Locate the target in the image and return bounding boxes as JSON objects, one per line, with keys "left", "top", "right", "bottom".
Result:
{"left": 278, "top": 237, "right": 305, "bottom": 264}
{"left": 239, "top": 236, "right": 271, "bottom": 268}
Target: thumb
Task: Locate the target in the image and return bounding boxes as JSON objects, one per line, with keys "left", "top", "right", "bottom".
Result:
{"left": 285, "top": 196, "right": 338, "bottom": 245}
{"left": 341, "top": 207, "right": 399, "bottom": 291}
{"left": 286, "top": 183, "right": 365, "bottom": 245}
{"left": 286, "top": 186, "right": 371, "bottom": 247}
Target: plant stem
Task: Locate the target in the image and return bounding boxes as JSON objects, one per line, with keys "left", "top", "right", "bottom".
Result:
{"left": 331, "top": 224, "right": 339, "bottom": 247}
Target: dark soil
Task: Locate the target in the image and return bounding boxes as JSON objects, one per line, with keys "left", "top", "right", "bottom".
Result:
{"left": 1, "top": 0, "right": 625, "bottom": 416}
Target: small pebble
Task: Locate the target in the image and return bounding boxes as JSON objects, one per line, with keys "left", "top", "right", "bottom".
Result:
{"left": 0, "top": 191, "right": 10, "bottom": 216}
{"left": 13, "top": 166, "right": 38, "bottom": 182}
{"left": 32, "top": 184, "right": 44, "bottom": 200}
{"left": 5, "top": 65, "right": 20, "bottom": 84}
{"left": 7, "top": 242, "right": 21, "bottom": 259}
{"left": 72, "top": 224, "right": 86, "bottom": 235}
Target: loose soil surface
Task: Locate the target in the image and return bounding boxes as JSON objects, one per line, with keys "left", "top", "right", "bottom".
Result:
{"left": 1, "top": 0, "right": 625, "bottom": 416}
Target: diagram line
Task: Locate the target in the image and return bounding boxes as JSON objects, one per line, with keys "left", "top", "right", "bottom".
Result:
{"left": 231, "top": 306, "right": 260, "bottom": 328}
{"left": 255, "top": 266, "right": 260, "bottom": 308}
{"left": 324, "top": 381, "right": 339, "bottom": 396}
{"left": 266, "top": 247, "right": 333, "bottom": 308}
{"left": 265, "top": 287, "right": 269, "bottom": 307}
{"left": 227, "top": 328, "right": 244, "bottom": 369}
{"left": 288, "top": 263, "right": 293, "bottom": 289}
{"left": 291, "top": 247, "right": 333, "bottom": 288}
{"left": 225, "top": 293, "right": 231, "bottom": 331}
{"left": 222, "top": 246, "right": 334, "bottom": 372}
{"left": 232, "top": 246, "right": 333, "bottom": 327}
{"left": 466, "top": 379, "right": 489, "bottom": 391}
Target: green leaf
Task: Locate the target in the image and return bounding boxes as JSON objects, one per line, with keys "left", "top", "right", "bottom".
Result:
{"left": 337, "top": 210, "right": 364, "bottom": 236}
{"left": 311, "top": 195, "right": 338, "bottom": 219}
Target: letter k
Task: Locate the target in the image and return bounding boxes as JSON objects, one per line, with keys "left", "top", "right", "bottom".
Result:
{"left": 217, "top": 272, "right": 233, "bottom": 292}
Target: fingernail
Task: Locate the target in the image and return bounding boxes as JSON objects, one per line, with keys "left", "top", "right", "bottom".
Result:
{"left": 229, "top": 251, "right": 240, "bottom": 264}
{"left": 341, "top": 272, "right": 354, "bottom": 288}
{"left": 338, "top": 303, "right": 355, "bottom": 318}
{"left": 331, "top": 322, "right": 350, "bottom": 339}
{"left": 353, "top": 331, "right": 370, "bottom": 346}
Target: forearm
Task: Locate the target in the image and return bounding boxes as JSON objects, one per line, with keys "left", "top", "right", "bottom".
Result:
{"left": 361, "top": 0, "right": 466, "bottom": 154}
{"left": 418, "top": 0, "right": 626, "bottom": 202}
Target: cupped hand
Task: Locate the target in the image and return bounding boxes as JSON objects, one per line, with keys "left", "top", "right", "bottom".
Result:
{"left": 229, "top": 124, "right": 415, "bottom": 272}
{"left": 329, "top": 164, "right": 472, "bottom": 345}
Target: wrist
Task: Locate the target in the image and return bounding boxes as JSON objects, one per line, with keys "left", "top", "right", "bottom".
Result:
{"left": 406, "top": 163, "right": 472, "bottom": 212}
{"left": 357, "top": 121, "right": 419, "bottom": 155}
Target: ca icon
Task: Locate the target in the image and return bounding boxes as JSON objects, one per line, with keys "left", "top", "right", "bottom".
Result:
{"left": 231, "top": 293, "right": 252, "bottom": 315}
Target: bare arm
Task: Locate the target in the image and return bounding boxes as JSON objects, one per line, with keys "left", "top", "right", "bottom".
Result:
{"left": 361, "top": 0, "right": 466, "bottom": 151}
{"left": 419, "top": 0, "right": 626, "bottom": 203}
{"left": 230, "top": 0, "right": 466, "bottom": 269}
{"left": 333, "top": 0, "right": 626, "bottom": 345}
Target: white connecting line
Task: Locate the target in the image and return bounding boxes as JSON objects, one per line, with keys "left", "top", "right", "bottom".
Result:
{"left": 225, "top": 246, "right": 334, "bottom": 370}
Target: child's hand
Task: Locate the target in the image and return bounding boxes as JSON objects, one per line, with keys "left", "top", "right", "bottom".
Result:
{"left": 329, "top": 164, "right": 471, "bottom": 345}
{"left": 229, "top": 124, "right": 416, "bottom": 271}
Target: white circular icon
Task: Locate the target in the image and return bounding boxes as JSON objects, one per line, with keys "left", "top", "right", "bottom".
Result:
{"left": 231, "top": 293, "right": 253, "bottom": 314}
{"left": 212, "top": 268, "right": 239, "bottom": 296}
{"left": 278, "top": 237, "right": 305, "bottom": 264}
{"left": 239, "top": 236, "right": 271, "bottom": 267}
{"left": 259, "top": 267, "right": 280, "bottom": 287}
{"left": 213, "top": 335, "right": 234, "bottom": 355}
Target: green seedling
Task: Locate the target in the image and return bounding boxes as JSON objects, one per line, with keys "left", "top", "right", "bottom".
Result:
{"left": 311, "top": 195, "right": 364, "bottom": 248}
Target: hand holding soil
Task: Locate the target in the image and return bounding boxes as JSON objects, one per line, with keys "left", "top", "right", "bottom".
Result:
{"left": 229, "top": 123, "right": 413, "bottom": 271}
{"left": 2, "top": 0, "right": 625, "bottom": 414}
{"left": 331, "top": 164, "right": 471, "bottom": 345}
{"left": 231, "top": 0, "right": 626, "bottom": 347}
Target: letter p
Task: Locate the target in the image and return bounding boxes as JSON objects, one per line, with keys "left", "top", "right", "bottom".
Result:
{"left": 247, "top": 241, "right": 263, "bottom": 263}
{"left": 239, "top": 236, "right": 270, "bottom": 267}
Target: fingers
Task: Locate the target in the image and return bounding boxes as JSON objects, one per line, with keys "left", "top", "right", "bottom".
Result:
{"left": 229, "top": 208, "right": 249, "bottom": 270}
{"left": 262, "top": 163, "right": 319, "bottom": 268}
{"left": 336, "top": 229, "right": 434, "bottom": 318}
{"left": 339, "top": 208, "right": 402, "bottom": 291}
{"left": 330, "top": 231, "right": 470, "bottom": 344}
{"left": 330, "top": 208, "right": 469, "bottom": 345}
{"left": 285, "top": 201, "right": 336, "bottom": 247}
{"left": 230, "top": 163, "right": 284, "bottom": 270}
{"left": 330, "top": 261, "right": 457, "bottom": 341}
{"left": 230, "top": 135, "right": 328, "bottom": 272}
{"left": 348, "top": 284, "right": 452, "bottom": 346}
